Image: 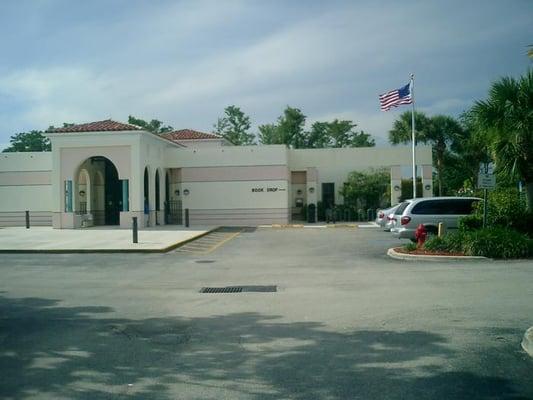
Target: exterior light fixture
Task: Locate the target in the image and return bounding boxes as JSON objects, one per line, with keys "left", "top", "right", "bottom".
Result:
{"left": 297, "top": 189, "right": 303, "bottom": 195}
{"left": 424, "top": 184, "right": 431, "bottom": 191}
{"left": 394, "top": 185, "right": 400, "bottom": 191}
{"left": 79, "top": 190, "right": 86, "bottom": 197}
{"left": 174, "top": 189, "right": 180, "bottom": 196}
{"left": 308, "top": 187, "right": 315, "bottom": 193}
{"left": 183, "top": 189, "right": 190, "bottom": 196}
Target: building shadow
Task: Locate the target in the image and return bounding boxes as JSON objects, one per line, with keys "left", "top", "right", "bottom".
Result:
{"left": 0, "top": 295, "right": 530, "bottom": 399}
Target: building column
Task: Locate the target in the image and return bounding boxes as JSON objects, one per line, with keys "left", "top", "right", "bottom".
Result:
{"left": 390, "top": 166, "right": 402, "bottom": 205}
{"left": 421, "top": 165, "right": 433, "bottom": 197}
{"left": 306, "top": 167, "right": 318, "bottom": 222}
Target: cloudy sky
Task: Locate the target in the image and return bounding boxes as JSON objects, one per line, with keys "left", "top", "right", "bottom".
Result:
{"left": 0, "top": 0, "right": 531, "bottom": 149}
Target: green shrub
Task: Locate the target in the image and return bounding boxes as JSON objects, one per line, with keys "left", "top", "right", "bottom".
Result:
{"left": 473, "top": 189, "right": 531, "bottom": 235}
{"left": 423, "top": 228, "right": 532, "bottom": 259}
{"left": 317, "top": 201, "right": 325, "bottom": 221}
{"left": 423, "top": 236, "right": 447, "bottom": 252}
{"left": 404, "top": 242, "right": 417, "bottom": 252}
{"left": 459, "top": 215, "right": 483, "bottom": 231}
{"left": 424, "top": 232, "right": 465, "bottom": 253}
{"left": 300, "top": 204, "right": 308, "bottom": 220}
{"left": 462, "top": 227, "right": 531, "bottom": 259}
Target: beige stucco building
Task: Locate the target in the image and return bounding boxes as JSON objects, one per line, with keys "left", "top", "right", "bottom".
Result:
{"left": 0, "top": 120, "right": 433, "bottom": 228}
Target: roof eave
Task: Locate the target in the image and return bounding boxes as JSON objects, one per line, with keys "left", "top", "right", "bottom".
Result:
{"left": 45, "top": 130, "right": 142, "bottom": 138}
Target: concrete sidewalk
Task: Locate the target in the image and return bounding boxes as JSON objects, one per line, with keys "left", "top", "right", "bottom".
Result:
{"left": 0, "top": 226, "right": 217, "bottom": 253}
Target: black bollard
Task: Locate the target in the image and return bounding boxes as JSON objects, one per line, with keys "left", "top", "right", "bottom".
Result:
{"left": 185, "top": 208, "right": 189, "bottom": 228}
{"left": 132, "top": 217, "right": 138, "bottom": 243}
{"left": 25, "top": 211, "right": 30, "bottom": 229}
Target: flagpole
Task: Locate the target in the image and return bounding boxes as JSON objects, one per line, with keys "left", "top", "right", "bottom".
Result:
{"left": 410, "top": 73, "right": 416, "bottom": 198}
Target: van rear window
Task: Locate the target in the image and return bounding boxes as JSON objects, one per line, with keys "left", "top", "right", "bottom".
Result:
{"left": 394, "top": 202, "right": 409, "bottom": 215}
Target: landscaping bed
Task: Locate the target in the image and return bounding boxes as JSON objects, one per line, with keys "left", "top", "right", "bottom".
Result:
{"left": 393, "top": 246, "right": 465, "bottom": 257}
{"left": 398, "top": 226, "right": 533, "bottom": 260}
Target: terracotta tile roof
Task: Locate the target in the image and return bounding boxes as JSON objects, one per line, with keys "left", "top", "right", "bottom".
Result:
{"left": 48, "top": 119, "right": 142, "bottom": 133}
{"left": 160, "top": 129, "right": 222, "bottom": 141}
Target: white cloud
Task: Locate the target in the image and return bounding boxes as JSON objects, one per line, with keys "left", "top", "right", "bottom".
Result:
{"left": 0, "top": 0, "right": 530, "bottom": 142}
{"left": 0, "top": 67, "right": 124, "bottom": 130}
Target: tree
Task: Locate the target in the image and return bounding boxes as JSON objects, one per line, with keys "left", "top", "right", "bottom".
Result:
{"left": 258, "top": 107, "right": 375, "bottom": 149}
{"left": 470, "top": 69, "right": 533, "bottom": 210}
{"left": 257, "top": 106, "right": 307, "bottom": 148}
{"left": 327, "top": 119, "right": 375, "bottom": 147}
{"left": 389, "top": 111, "right": 465, "bottom": 196}
{"left": 306, "top": 122, "right": 331, "bottom": 148}
{"left": 306, "top": 120, "right": 375, "bottom": 148}
{"left": 341, "top": 169, "right": 390, "bottom": 209}
{"left": 258, "top": 124, "right": 282, "bottom": 145}
{"left": 128, "top": 115, "right": 173, "bottom": 134}
{"left": 2, "top": 130, "right": 51, "bottom": 152}
{"left": 451, "top": 111, "right": 493, "bottom": 191}
{"left": 213, "top": 106, "right": 255, "bottom": 145}
{"left": 277, "top": 106, "right": 307, "bottom": 148}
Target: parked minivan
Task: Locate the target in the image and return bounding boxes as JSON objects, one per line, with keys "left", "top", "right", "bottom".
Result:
{"left": 375, "top": 204, "right": 400, "bottom": 230}
{"left": 391, "top": 197, "right": 481, "bottom": 240}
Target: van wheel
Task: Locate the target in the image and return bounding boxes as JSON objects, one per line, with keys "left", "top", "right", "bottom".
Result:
{"left": 425, "top": 225, "right": 438, "bottom": 236}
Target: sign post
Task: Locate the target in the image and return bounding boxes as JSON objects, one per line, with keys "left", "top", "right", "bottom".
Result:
{"left": 477, "top": 163, "right": 495, "bottom": 228}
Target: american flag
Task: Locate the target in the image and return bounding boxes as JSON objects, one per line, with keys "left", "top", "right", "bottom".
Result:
{"left": 379, "top": 82, "right": 412, "bottom": 111}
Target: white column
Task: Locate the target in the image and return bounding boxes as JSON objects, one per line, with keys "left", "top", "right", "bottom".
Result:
{"left": 390, "top": 165, "right": 402, "bottom": 205}
{"left": 306, "top": 167, "right": 318, "bottom": 222}
{"left": 421, "top": 165, "right": 433, "bottom": 197}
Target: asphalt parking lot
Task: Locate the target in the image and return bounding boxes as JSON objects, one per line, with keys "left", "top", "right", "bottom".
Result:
{"left": 0, "top": 227, "right": 532, "bottom": 399}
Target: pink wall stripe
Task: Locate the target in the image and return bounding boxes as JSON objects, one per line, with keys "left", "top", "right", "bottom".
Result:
{"left": 181, "top": 165, "right": 288, "bottom": 182}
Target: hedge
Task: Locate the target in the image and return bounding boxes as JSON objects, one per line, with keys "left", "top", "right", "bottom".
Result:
{"left": 423, "top": 227, "right": 533, "bottom": 259}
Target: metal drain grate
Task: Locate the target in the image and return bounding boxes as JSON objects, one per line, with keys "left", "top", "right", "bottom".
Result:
{"left": 195, "top": 260, "right": 215, "bottom": 264}
{"left": 200, "top": 285, "right": 277, "bottom": 294}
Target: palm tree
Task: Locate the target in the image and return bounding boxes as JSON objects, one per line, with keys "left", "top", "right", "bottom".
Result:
{"left": 471, "top": 69, "right": 533, "bottom": 210}
{"left": 389, "top": 111, "right": 465, "bottom": 196}
{"left": 456, "top": 111, "right": 492, "bottom": 189}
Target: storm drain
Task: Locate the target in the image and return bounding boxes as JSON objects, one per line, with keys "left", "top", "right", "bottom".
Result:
{"left": 200, "top": 285, "right": 277, "bottom": 294}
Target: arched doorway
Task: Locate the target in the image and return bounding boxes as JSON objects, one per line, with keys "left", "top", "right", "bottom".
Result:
{"left": 155, "top": 169, "right": 161, "bottom": 225}
{"left": 165, "top": 171, "right": 170, "bottom": 205}
{"left": 144, "top": 167, "right": 150, "bottom": 216}
{"left": 75, "top": 156, "right": 122, "bottom": 226}
{"left": 76, "top": 168, "right": 91, "bottom": 215}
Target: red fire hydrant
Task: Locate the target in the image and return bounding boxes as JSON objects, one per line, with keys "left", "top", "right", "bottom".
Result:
{"left": 415, "top": 224, "right": 427, "bottom": 248}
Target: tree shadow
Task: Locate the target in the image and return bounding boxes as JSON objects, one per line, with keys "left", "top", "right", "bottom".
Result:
{"left": 0, "top": 295, "right": 530, "bottom": 399}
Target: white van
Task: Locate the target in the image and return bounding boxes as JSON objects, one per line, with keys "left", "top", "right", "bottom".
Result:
{"left": 391, "top": 197, "right": 481, "bottom": 240}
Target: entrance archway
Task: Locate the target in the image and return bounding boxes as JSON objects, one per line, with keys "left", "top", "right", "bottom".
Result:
{"left": 155, "top": 169, "right": 161, "bottom": 225}
{"left": 155, "top": 170, "right": 161, "bottom": 212}
{"left": 75, "top": 156, "right": 122, "bottom": 226}
{"left": 144, "top": 167, "right": 149, "bottom": 215}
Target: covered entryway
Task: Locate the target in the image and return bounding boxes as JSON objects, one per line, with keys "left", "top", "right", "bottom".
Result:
{"left": 75, "top": 156, "right": 122, "bottom": 226}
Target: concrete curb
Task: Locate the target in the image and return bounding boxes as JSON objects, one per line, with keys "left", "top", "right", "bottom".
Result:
{"left": 326, "top": 224, "right": 357, "bottom": 228}
{"left": 387, "top": 247, "right": 490, "bottom": 262}
{"left": 262, "top": 224, "right": 357, "bottom": 229}
{"left": 521, "top": 327, "right": 533, "bottom": 357}
{"left": 358, "top": 223, "right": 380, "bottom": 228}
{"left": 0, "top": 227, "right": 220, "bottom": 254}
